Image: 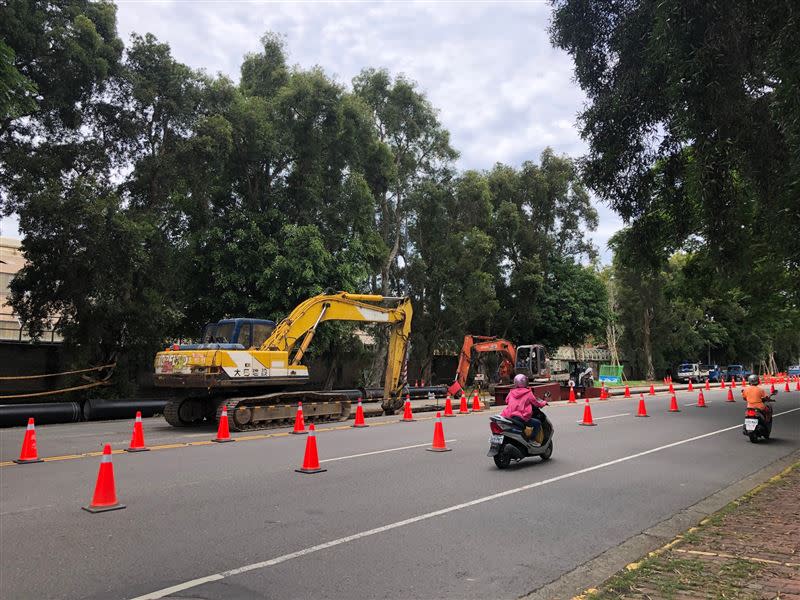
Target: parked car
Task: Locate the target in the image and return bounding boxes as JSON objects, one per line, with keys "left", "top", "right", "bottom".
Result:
{"left": 788, "top": 365, "right": 800, "bottom": 377}
{"left": 725, "top": 364, "right": 751, "bottom": 381}
{"left": 677, "top": 363, "right": 703, "bottom": 383}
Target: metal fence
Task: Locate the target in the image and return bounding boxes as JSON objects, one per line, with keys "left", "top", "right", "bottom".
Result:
{"left": 0, "top": 323, "right": 62, "bottom": 343}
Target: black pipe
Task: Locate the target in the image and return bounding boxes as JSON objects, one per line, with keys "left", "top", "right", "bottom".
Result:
{"left": 0, "top": 402, "right": 82, "bottom": 428}
{"left": 406, "top": 385, "right": 447, "bottom": 399}
{"left": 83, "top": 398, "right": 168, "bottom": 421}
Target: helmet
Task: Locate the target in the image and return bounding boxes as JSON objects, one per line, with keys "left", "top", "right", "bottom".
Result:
{"left": 747, "top": 374, "right": 759, "bottom": 386}
{"left": 513, "top": 373, "right": 528, "bottom": 388}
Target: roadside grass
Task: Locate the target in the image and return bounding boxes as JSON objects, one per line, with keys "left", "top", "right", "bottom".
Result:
{"left": 583, "top": 461, "right": 799, "bottom": 600}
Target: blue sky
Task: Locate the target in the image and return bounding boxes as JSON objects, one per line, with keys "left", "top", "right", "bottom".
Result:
{"left": 2, "top": 0, "right": 624, "bottom": 260}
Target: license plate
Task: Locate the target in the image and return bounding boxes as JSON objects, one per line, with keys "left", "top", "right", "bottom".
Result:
{"left": 489, "top": 434, "right": 504, "bottom": 445}
{"left": 744, "top": 418, "right": 758, "bottom": 431}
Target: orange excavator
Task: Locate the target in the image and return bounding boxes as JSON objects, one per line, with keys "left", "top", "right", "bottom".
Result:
{"left": 447, "top": 335, "right": 548, "bottom": 398}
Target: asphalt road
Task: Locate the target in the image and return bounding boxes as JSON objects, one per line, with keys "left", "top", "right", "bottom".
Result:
{"left": 1, "top": 387, "right": 798, "bottom": 600}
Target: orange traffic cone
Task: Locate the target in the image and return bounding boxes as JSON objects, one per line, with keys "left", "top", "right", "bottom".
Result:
{"left": 624, "top": 385, "right": 631, "bottom": 398}
{"left": 599, "top": 385, "right": 607, "bottom": 400}
{"left": 726, "top": 388, "right": 735, "bottom": 403}
{"left": 352, "top": 398, "right": 368, "bottom": 428}
{"left": 401, "top": 398, "right": 415, "bottom": 422}
{"left": 568, "top": 387, "right": 577, "bottom": 403}
{"left": 82, "top": 444, "right": 125, "bottom": 513}
{"left": 795, "top": 379, "right": 800, "bottom": 391}
{"left": 443, "top": 395, "right": 455, "bottom": 417}
{"left": 125, "top": 411, "right": 149, "bottom": 452}
{"left": 291, "top": 402, "right": 307, "bottom": 434}
{"left": 705, "top": 379, "right": 710, "bottom": 391}
{"left": 579, "top": 399, "right": 597, "bottom": 426}
{"left": 785, "top": 381, "right": 790, "bottom": 393}
{"left": 636, "top": 394, "right": 649, "bottom": 417}
{"left": 14, "top": 417, "right": 43, "bottom": 464}
{"left": 426, "top": 412, "right": 451, "bottom": 452}
{"left": 295, "top": 424, "right": 326, "bottom": 474}
{"left": 649, "top": 384, "right": 655, "bottom": 396}
{"left": 731, "top": 378, "right": 737, "bottom": 389}
{"left": 669, "top": 394, "right": 681, "bottom": 412}
{"left": 771, "top": 383, "right": 776, "bottom": 394}
{"left": 668, "top": 382, "right": 674, "bottom": 394}
{"left": 688, "top": 380, "right": 694, "bottom": 391}
{"left": 697, "top": 391, "right": 707, "bottom": 408}
{"left": 459, "top": 394, "right": 469, "bottom": 414}
{"left": 213, "top": 405, "right": 233, "bottom": 442}
{"left": 471, "top": 391, "right": 482, "bottom": 412}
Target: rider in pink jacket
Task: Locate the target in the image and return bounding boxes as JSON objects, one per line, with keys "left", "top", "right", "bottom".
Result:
{"left": 501, "top": 374, "right": 547, "bottom": 439}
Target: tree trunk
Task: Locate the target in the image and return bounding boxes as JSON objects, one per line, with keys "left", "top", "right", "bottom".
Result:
{"left": 643, "top": 306, "right": 655, "bottom": 381}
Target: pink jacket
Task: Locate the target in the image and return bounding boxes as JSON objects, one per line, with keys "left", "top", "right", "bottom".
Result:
{"left": 501, "top": 387, "right": 547, "bottom": 421}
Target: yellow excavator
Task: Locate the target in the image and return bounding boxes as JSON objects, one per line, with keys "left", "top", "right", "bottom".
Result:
{"left": 154, "top": 292, "right": 413, "bottom": 430}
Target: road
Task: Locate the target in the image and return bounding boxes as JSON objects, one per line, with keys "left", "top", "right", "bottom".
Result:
{"left": 1, "top": 387, "right": 798, "bottom": 600}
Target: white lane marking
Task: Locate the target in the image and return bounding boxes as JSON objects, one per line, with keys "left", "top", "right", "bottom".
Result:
{"left": 581, "top": 413, "right": 629, "bottom": 422}
{"left": 129, "top": 407, "right": 800, "bottom": 600}
{"left": 320, "top": 440, "right": 457, "bottom": 463}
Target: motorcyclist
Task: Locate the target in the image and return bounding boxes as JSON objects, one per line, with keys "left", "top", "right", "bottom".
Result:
{"left": 501, "top": 374, "right": 547, "bottom": 441}
{"left": 742, "top": 374, "right": 772, "bottom": 423}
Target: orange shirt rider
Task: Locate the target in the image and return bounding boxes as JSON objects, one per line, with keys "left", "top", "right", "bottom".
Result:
{"left": 742, "top": 385, "right": 768, "bottom": 410}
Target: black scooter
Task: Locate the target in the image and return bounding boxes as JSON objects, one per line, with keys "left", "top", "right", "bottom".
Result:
{"left": 743, "top": 390, "right": 777, "bottom": 443}
{"left": 487, "top": 392, "right": 554, "bottom": 469}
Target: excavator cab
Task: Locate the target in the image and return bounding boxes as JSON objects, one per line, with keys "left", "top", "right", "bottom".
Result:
{"left": 515, "top": 344, "right": 548, "bottom": 380}
{"left": 200, "top": 319, "right": 276, "bottom": 348}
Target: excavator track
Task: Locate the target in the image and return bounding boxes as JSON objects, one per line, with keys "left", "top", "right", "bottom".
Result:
{"left": 164, "top": 397, "right": 213, "bottom": 427}
{"left": 214, "top": 391, "right": 353, "bottom": 432}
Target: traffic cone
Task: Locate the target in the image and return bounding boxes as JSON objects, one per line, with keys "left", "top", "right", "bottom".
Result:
{"left": 771, "top": 383, "right": 776, "bottom": 394}
{"left": 731, "top": 378, "right": 737, "bottom": 389}
{"left": 295, "top": 424, "right": 326, "bottom": 474}
{"left": 796, "top": 379, "right": 799, "bottom": 391}
{"left": 82, "top": 444, "right": 125, "bottom": 513}
{"left": 624, "top": 385, "right": 631, "bottom": 398}
{"left": 696, "top": 391, "right": 706, "bottom": 407}
{"left": 568, "top": 387, "right": 577, "bottom": 403}
{"left": 459, "top": 393, "right": 469, "bottom": 414}
{"left": 14, "top": 417, "right": 43, "bottom": 464}
{"left": 291, "top": 402, "right": 307, "bottom": 434}
{"left": 720, "top": 379, "right": 726, "bottom": 389}
{"left": 688, "top": 380, "right": 694, "bottom": 391}
{"left": 352, "top": 398, "right": 368, "bottom": 428}
{"left": 649, "top": 384, "right": 655, "bottom": 396}
{"left": 471, "top": 391, "right": 482, "bottom": 412}
{"left": 426, "top": 412, "right": 451, "bottom": 452}
{"left": 705, "top": 379, "right": 710, "bottom": 391}
{"left": 636, "top": 394, "right": 649, "bottom": 417}
{"left": 726, "top": 388, "right": 735, "bottom": 403}
{"left": 669, "top": 394, "right": 681, "bottom": 412}
{"left": 213, "top": 405, "right": 233, "bottom": 442}
{"left": 668, "top": 382, "right": 674, "bottom": 394}
{"left": 785, "top": 381, "right": 790, "bottom": 393}
{"left": 443, "top": 395, "right": 455, "bottom": 416}
{"left": 401, "top": 398, "right": 415, "bottom": 422}
{"left": 125, "top": 411, "right": 149, "bottom": 452}
{"left": 600, "top": 385, "right": 607, "bottom": 400}
{"left": 578, "top": 399, "right": 597, "bottom": 426}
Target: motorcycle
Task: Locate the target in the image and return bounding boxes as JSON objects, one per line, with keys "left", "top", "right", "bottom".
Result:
{"left": 743, "top": 390, "right": 777, "bottom": 443}
{"left": 487, "top": 392, "right": 554, "bottom": 469}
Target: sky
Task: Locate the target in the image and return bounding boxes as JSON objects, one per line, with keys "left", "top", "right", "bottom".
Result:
{"left": 2, "top": 0, "right": 624, "bottom": 260}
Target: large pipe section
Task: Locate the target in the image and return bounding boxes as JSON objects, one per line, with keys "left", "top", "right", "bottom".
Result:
{"left": 0, "top": 402, "right": 82, "bottom": 428}
{"left": 83, "top": 398, "right": 168, "bottom": 421}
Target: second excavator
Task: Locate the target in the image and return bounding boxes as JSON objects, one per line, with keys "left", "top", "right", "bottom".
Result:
{"left": 153, "top": 292, "right": 412, "bottom": 430}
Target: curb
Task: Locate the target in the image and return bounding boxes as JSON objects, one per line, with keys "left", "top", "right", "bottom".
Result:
{"left": 521, "top": 448, "right": 800, "bottom": 600}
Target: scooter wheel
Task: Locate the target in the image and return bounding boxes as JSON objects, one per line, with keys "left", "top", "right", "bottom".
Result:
{"left": 749, "top": 432, "right": 759, "bottom": 444}
{"left": 541, "top": 442, "right": 553, "bottom": 461}
{"left": 494, "top": 452, "right": 511, "bottom": 469}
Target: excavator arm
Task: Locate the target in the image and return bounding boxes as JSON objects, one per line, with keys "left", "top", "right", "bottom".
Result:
{"left": 261, "top": 292, "right": 413, "bottom": 412}
{"left": 448, "top": 335, "right": 517, "bottom": 397}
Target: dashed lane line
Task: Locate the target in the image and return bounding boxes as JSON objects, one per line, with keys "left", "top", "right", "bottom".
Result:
{"left": 129, "top": 407, "right": 800, "bottom": 600}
